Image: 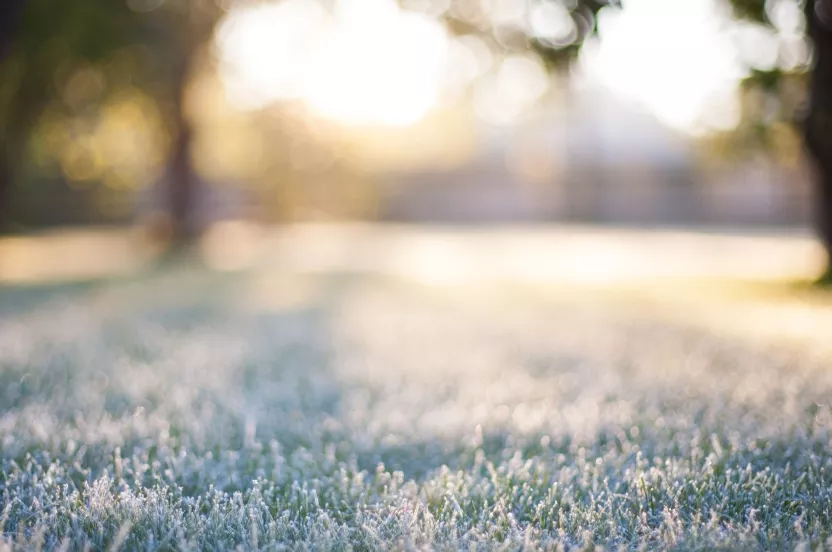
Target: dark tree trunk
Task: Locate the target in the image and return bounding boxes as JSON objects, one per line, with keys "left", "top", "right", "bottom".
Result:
{"left": 0, "top": 0, "right": 25, "bottom": 60}
{"left": 805, "top": 0, "right": 832, "bottom": 276}
{"left": 167, "top": 118, "right": 199, "bottom": 244}
{"left": 0, "top": 0, "right": 26, "bottom": 230}
{"left": 0, "top": 149, "right": 12, "bottom": 231}
{"left": 163, "top": 55, "right": 200, "bottom": 247}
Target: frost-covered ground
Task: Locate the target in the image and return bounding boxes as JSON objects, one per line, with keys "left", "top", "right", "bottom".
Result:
{"left": 2, "top": 225, "right": 832, "bottom": 550}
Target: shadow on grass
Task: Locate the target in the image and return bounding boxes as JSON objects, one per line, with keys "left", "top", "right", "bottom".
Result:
{"left": 0, "top": 246, "right": 242, "bottom": 318}
{"left": 0, "top": 278, "right": 107, "bottom": 317}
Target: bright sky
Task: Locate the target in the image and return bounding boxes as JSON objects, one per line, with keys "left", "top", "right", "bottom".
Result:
{"left": 214, "top": 0, "right": 801, "bottom": 134}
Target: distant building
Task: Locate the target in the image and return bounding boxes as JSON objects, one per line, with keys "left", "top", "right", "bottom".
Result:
{"left": 379, "top": 86, "right": 812, "bottom": 228}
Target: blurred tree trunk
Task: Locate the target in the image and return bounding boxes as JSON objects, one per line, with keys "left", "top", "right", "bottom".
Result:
{"left": 0, "top": 150, "right": 12, "bottom": 230}
{"left": 0, "top": 0, "right": 26, "bottom": 229}
{"left": 805, "top": 0, "right": 832, "bottom": 278}
{"left": 0, "top": 81, "right": 57, "bottom": 232}
{"left": 157, "top": 4, "right": 222, "bottom": 250}
{"left": 0, "top": 0, "right": 25, "bottom": 59}
{"left": 165, "top": 60, "right": 199, "bottom": 246}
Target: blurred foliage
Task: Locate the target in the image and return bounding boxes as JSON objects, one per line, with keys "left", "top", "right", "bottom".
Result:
{"left": 709, "top": 0, "right": 812, "bottom": 167}
{"left": 32, "top": 89, "right": 169, "bottom": 191}
{"left": 431, "top": 0, "right": 617, "bottom": 70}
{"left": 528, "top": 0, "right": 612, "bottom": 69}
{"left": 700, "top": 69, "right": 808, "bottom": 167}
{"left": 0, "top": 0, "right": 146, "bottom": 149}
{"left": 0, "top": 0, "right": 155, "bottom": 227}
{"left": 2, "top": 0, "right": 374, "bottom": 229}
{"left": 0, "top": 0, "right": 239, "bottom": 230}
{"left": 0, "top": 1, "right": 138, "bottom": 176}
{"left": 730, "top": 0, "right": 770, "bottom": 22}
{"left": 196, "top": 101, "right": 380, "bottom": 222}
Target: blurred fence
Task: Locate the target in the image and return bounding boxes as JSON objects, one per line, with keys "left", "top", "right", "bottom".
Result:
{"left": 11, "top": 153, "right": 811, "bottom": 230}
{"left": 380, "top": 160, "right": 812, "bottom": 227}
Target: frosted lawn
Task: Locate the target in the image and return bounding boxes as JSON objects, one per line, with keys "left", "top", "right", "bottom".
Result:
{"left": 2, "top": 258, "right": 832, "bottom": 551}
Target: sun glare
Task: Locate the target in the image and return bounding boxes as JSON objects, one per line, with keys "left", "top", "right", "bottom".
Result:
{"left": 216, "top": 0, "right": 448, "bottom": 126}
{"left": 582, "top": 0, "right": 745, "bottom": 134}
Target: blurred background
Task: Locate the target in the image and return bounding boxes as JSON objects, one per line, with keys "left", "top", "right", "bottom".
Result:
{"left": 0, "top": 0, "right": 829, "bottom": 283}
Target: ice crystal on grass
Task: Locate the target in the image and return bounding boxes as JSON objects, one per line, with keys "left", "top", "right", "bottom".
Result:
{"left": 2, "top": 266, "right": 832, "bottom": 550}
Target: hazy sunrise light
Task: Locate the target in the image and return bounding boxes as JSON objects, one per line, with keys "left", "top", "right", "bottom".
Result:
{"left": 216, "top": 0, "right": 449, "bottom": 126}
{"left": 217, "top": 0, "right": 808, "bottom": 135}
